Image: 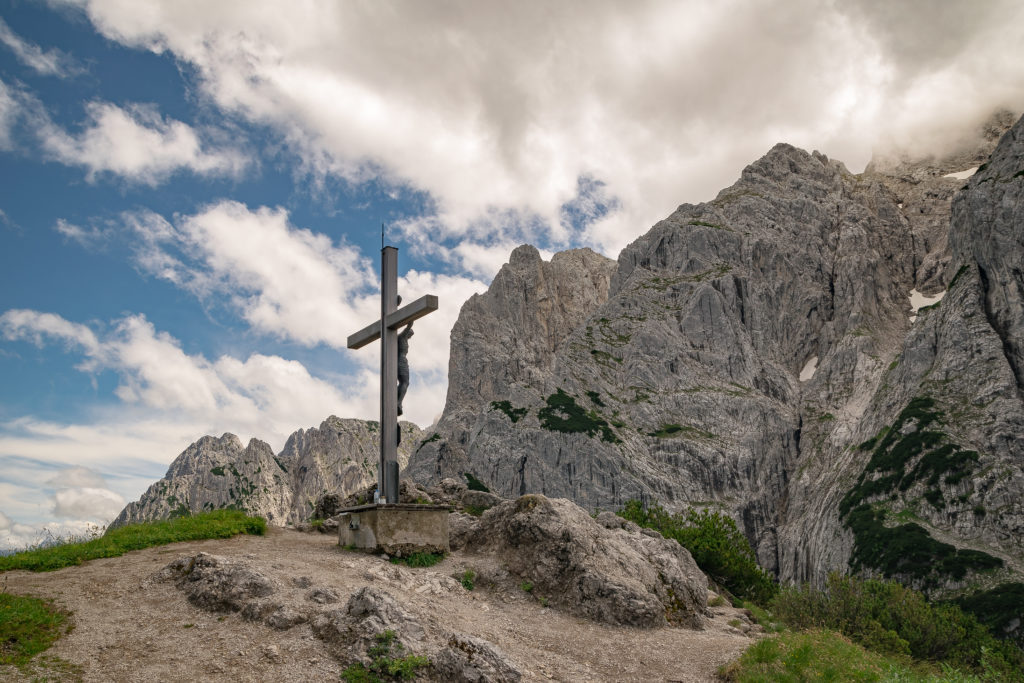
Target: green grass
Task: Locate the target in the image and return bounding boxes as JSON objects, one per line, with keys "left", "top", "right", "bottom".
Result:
{"left": 459, "top": 570, "right": 475, "bottom": 591}
{"left": 390, "top": 552, "right": 445, "bottom": 568}
{"left": 0, "top": 510, "right": 266, "bottom": 573}
{"left": 0, "top": 593, "right": 72, "bottom": 667}
{"left": 722, "top": 629, "right": 934, "bottom": 682}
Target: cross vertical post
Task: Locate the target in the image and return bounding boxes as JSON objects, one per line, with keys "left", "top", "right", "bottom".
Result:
{"left": 379, "top": 246, "right": 399, "bottom": 503}
{"left": 347, "top": 245, "right": 438, "bottom": 506}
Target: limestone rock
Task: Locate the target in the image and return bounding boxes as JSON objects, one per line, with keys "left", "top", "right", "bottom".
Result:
{"left": 434, "top": 632, "right": 522, "bottom": 683}
{"left": 461, "top": 495, "right": 707, "bottom": 628}
{"left": 111, "top": 416, "right": 423, "bottom": 528}
{"left": 408, "top": 111, "right": 1024, "bottom": 612}
{"left": 312, "top": 586, "right": 427, "bottom": 664}
{"left": 156, "top": 552, "right": 277, "bottom": 613}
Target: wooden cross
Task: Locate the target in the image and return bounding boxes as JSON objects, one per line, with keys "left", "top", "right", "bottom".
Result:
{"left": 347, "top": 246, "right": 438, "bottom": 504}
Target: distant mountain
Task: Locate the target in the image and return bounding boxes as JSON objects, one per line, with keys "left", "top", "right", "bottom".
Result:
{"left": 111, "top": 417, "right": 423, "bottom": 527}
{"left": 406, "top": 111, "right": 1024, "bottom": 640}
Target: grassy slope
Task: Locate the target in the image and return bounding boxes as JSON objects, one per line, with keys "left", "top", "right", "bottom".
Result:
{"left": 0, "top": 510, "right": 266, "bottom": 573}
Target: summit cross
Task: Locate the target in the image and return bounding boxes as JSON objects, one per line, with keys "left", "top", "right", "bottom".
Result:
{"left": 347, "top": 246, "right": 438, "bottom": 505}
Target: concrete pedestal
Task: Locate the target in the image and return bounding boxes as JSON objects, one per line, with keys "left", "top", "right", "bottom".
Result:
{"left": 336, "top": 504, "right": 450, "bottom": 557}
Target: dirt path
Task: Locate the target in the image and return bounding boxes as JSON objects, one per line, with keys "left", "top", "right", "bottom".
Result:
{"left": 1, "top": 527, "right": 757, "bottom": 682}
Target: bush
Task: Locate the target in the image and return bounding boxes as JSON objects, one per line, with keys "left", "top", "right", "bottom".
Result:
{"left": 771, "top": 574, "right": 1023, "bottom": 676}
{"left": 617, "top": 500, "right": 777, "bottom": 604}
{"left": 0, "top": 510, "right": 266, "bottom": 573}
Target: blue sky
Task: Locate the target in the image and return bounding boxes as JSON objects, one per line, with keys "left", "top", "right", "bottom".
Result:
{"left": 2, "top": 0, "right": 1023, "bottom": 549}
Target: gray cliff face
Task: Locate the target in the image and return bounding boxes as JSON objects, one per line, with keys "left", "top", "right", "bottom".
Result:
{"left": 112, "top": 417, "right": 423, "bottom": 527}
{"left": 407, "top": 113, "right": 1024, "bottom": 604}
{"left": 407, "top": 245, "right": 617, "bottom": 483}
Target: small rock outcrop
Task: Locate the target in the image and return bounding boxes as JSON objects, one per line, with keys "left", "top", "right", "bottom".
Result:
{"left": 155, "top": 552, "right": 278, "bottom": 613}
{"left": 156, "top": 554, "right": 522, "bottom": 680}
{"left": 461, "top": 494, "right": 708, "bottom": 628}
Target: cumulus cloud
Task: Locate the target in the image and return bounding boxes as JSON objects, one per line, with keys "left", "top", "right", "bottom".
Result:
{"left": 52, "top": 486, "right": 125, "bottom": 520}
{"left": 73, "top": 0, "right": 1024, "bottom": 257}
{"left": 0, "top": 306, "right": 451, "bottom": 435}
{"left": 125, "top": 201, "right": 487, "bottom": 375}
{"left": 0, "top": 16, "right": 82, "bottom": 77}
{"left": 38, "top": 101, "right": 250, "bottom": 185}
{"left": 0, "top": 510, "right": 105, "bottom": 552}
{"left": 46, "top": 465, "right": 110, "bottom": 489}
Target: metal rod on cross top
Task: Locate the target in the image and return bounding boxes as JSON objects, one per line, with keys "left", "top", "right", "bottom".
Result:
{"left": 346, "top": 245, "right": 438, "bottom": 505}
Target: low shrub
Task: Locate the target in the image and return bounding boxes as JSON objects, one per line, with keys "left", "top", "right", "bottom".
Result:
{"left": 617, "top": 500, "right": 777, "bottom": 604}
{"left": 771, "top": 574, "right": 1023, "bottom": 676}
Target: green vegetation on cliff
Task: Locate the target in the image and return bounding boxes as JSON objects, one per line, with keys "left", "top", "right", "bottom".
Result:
{"left": 539, "top": 388, "right": 620, "bottom": 443}
{"left": 839, "top": 397, "right": 1000, "bottom": 587}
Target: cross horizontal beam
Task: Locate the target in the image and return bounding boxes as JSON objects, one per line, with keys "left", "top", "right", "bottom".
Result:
{"left": 346, "top": 294, "right": 439, "bottom": 350}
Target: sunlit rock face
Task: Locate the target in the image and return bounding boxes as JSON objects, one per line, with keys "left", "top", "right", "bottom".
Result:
{"left": 408, "top": 113, "right": 1024, "bottom": 607}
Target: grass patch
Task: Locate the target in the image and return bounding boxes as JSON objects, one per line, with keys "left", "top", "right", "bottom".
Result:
{"left": 721, "top": 629, "right": 923, "bottom": 682}
{"left": 390, "top": 552, "right": 445, "bottom": 568}
{"left": 341, "top": 629, "right": 430, "bottom": 682}
{"left": 0, "top": 593, "right": 72, "bottom": 667}
{"left": 489, "top": 400, "right": 528, "bottom": 423}
{"left": 585, "top": 390, "right": 605, "bottom": 407}
{"left": 538, "top": 388, "right": 620, "bottom": 443}
{"left": 520, "top": 580, "right": 534, "bottom": 593}
{"left": 618, "top": 500, "right": 776, "bottom": 604}
{"left": 459, "top": 570, "right": 475, "bottom": 591}
{"left": 0, "top": 510, "right": 266, "bottom": 573}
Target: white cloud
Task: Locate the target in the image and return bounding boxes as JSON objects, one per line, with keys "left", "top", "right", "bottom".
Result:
{"left": 0, "top": 509, "right": 106, "bottom": 553}
{"left": 39, "top": 101, "right": 250, "bottom": 185}
{"left": 54, "top": 218, "right": 111, "bottom": 247}
{"left": 46, "top": 466, "right": 109, "bottom": 489}
{"left": 0, "top": 306, "right": 442, "bottom": 438}
{"left": 126, "top": 201, "right": 487, "bottom": 375}
{"left": 73, "top": 0, "right": 1024, "bottom": 260}
{"left": 0, "top": 78, "right": 19, "bottom": 150}
{"left": 52, "top": 486, "right": 125, "bottom": 520}
{"left": 0, "top": 16, "right": 81, "bottom": 77}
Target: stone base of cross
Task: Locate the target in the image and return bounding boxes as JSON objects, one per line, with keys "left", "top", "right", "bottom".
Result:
{"left": 347, "top": 246, "right": 438, "bottom": 504}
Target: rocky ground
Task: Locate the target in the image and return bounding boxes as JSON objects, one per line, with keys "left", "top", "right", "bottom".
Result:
{"left": 1, "top": 527, "right": 759, "bottom": 682}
